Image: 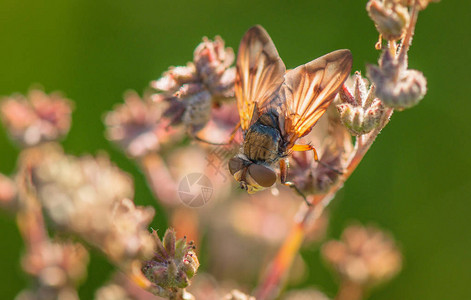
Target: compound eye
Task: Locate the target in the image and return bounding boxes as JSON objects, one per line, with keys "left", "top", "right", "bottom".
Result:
{"left": 248, "top": 164, "right": 277, "bottom": 188}
{"left": 228, "top": 157, "right": 244, "bottom": 175}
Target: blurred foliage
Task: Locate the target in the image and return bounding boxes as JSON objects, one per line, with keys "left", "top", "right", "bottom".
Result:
{"left": 0, "top": 0, "right": 469, "bottom": 299}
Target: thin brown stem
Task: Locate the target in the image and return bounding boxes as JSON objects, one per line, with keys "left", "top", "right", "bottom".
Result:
{"left": 398, "top": 2, "right": 419, "bottom": 65}
{"left": 15, "top": 148, "right": 50, "bottom": 253}
{"left": 388, "top": 40, "right": 397, "bottom": 57}
{"left": 139, "top": 153, "right": 179, "bottom": 205}
{"left": 335, "top": 280, "right": 364, "bottom": 300}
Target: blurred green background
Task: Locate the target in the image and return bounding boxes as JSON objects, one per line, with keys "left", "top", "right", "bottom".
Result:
{"left": 0, "top": 0, "right": 469, "bottom": 299}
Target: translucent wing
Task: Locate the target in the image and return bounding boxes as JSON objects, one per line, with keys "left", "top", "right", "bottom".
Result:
{"left": 235, "top": 25, "right": 286, "bottom": 131}
{"left": 275, "top": 49, "right": 352, "bottom": 147}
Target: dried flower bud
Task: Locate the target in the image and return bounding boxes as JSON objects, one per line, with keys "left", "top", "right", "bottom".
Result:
{"left": 337, "top": 72, "right": 385, "bottom": 135}
{"left": 0, "top": 173, "right": 17, "bottom": 211}
{"left": 289, "top": 106, "right": 354, "bottom": 195}
{"left": 30, "top": 146, "right": 154, "bottom": 264}
{"left": 321, "top": 224, "right": 402, "bottom": 287}
{"left": 223, "top": 290, "right": 255, "bottom": 300}
{"left": 367, "top": 49, "right": 427, "bottom": 110}
{"left": 142, "top": 229, "right": 199, "bottom": 293}
{"left": 0, "top": 90, "right": 72, "bottom": 147}
{"left": 150, "top": 36, "right": 235, "bottom": 134}
{"left": 0, "top": 89, "right": 73, "bottom": 147}
{"left": 151, "top": 64, "right": 198, "bottom": 94}
{"left": 105, "top": 91, "right": 181, "bottom": 158}
{"left": 367, "top": 0, "right": 410, "bottom": 41}
{"left": 18, "top": 241, "right": 88, "bottom": 300}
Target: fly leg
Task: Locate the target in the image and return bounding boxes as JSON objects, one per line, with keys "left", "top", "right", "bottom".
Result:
{"left": 227, "top": 121, "right": 241, "bottom": 144}
{"left": 192, "top": 121, "right": 241, "bottom": 146}
{"left": 191, "top": 132, "right": 229, "bottom": 146}
{"left": 279, "top": 158, "right": 312, "bottom": 206}
{"left": 291, "top": 144, "right": 343, "bottom": 174}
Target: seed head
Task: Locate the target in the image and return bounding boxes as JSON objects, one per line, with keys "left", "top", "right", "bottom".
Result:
{"left": 142, "top": 229, "right": 199, "bottom": 292}
{"left": 367, "top": 0, "right": 410, "bottom": 41}
{"left": 367, "top": 49, "right": 427, "bottom": 110}
{"left": 337, "top": 72, "right": 385, "bottom": 135}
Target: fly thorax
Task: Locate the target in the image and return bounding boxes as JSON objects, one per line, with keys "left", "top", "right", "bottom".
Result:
{"left": 243, "top": 120, "right": 282, "bottom": 163}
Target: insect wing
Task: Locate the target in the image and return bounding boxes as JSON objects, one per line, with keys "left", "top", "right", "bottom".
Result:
{"left": 276, "top": 49, "right": 352, "bottom": 147}
{"left": 235, "top": 25, "right": 286, "bottom": 131}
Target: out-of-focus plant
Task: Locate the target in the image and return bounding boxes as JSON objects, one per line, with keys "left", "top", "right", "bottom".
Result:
{"left": 0, "top": 90, "right": 200, "bottom": 299}
{"left": 321, "top": 224, "right": 402, "bottom": 300}
{"left": 0, "top": 0, "right": 438, "bottom": 299}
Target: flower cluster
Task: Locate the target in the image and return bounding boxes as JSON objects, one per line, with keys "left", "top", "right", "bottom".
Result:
{"left": 321, "top": 224, "right": 402, "bottom": 287}
{"left": 0, "top": 89, "right": 73, "bottom": 147}
{"left": 105, "top": 90, "right": 181, "bottom": 158}
{"left": 30, "top": 145, "right": 155, "bottom": 264}
{"left": 16, "top": 241, "right": 89, "bottom": 300}
{"left": 151, "top": 36, "right": 236, "bottom": 135}
{"left": 366, "top": 0, "right": 433, "bottom": 110}
{"left": 288, "top": 107, "right": 354, "bottom": 195}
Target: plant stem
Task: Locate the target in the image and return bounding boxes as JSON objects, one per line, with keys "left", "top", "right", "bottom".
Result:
{"left": 15, "top": 148, "right": 49, "bottom": 253}
{"left": 398, "top": 2, "right": 419, "bottom": 66}
{"left": 255, "top": 108, "right": 394, "bottom": 300}
{"left": 335, "top": 280, "right": 364, "bottom": 300}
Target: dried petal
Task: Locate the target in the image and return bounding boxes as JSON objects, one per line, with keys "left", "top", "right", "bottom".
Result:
{"left": 163, "top": 228, "right": 176, "bottom": 258}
